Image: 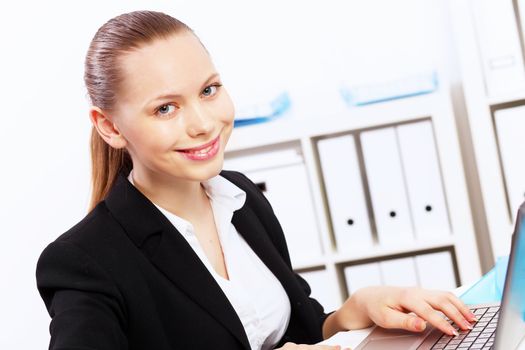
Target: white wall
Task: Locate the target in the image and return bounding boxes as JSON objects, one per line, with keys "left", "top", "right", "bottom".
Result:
{"left": 0, "top": 1, "right": 454, "bottom": 347}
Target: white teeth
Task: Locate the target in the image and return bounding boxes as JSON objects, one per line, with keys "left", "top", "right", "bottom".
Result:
{"left": 187, "top": 144, "right": 213, "bottom": 154}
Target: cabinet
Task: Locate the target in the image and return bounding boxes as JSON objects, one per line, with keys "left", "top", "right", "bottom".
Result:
{"left": 449, "top": 0, "right": 525, "bottom": 263}
{"left": 224, "top": 91, "right": 482, "bottom": 311}
{"left": 343, "top": 250, "right": 458, "bottom": 297}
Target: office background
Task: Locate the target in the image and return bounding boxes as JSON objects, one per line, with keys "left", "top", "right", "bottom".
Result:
{"left": 1, "top": 0, "right": 523, "bottom": 348}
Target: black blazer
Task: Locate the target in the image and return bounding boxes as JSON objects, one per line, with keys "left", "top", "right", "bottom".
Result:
{"left": 36, "top": 170, "right": 331, "bottom": 350}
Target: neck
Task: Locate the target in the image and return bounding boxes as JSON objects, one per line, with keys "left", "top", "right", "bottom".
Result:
{"left": 130, "top": 168, "right": 210, "bottom": 221}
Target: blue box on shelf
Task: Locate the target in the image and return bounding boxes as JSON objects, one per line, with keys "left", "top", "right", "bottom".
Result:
{"left": 233, "top": 92, "right": 291, "bottom": 128}
{"left": 339, "top": 71, "right": 439, "bottom": 107}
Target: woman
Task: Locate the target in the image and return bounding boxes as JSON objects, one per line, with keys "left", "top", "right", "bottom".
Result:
{"left": 36, "top": 10, "right": 477, "bottom": 350}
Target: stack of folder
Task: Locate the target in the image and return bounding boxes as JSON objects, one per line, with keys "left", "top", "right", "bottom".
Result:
{"left": 317, "top": 120, "right": 450, "bottom": 253}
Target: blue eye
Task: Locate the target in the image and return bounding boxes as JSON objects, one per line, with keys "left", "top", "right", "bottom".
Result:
{"left": 202, "top": 83, "right": 222, "bottom": 97}
{"left": 156, "top": 104, "right": 176, "bottom": 117}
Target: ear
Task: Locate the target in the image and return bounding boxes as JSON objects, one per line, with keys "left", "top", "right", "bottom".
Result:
{"left": 89, "top": 106, "right": 127, "bottom": 149}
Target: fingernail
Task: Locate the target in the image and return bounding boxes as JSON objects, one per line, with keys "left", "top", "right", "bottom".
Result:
{"left": 469, "top": 312, "right": 478, "bottom": 322}
{"left": 451, "top": 328, "right": 459, "bottom": 336}
{"left": 463, "top": 320, "right": 473, "bottom": 330}
{"left": 414, "top": 318, "right": 426, "bottom": 331}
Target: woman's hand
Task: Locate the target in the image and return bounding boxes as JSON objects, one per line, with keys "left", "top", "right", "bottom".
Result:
{"left": 323, "top": 286, "right": 477, "bottom": 339}
{"left": 276, "top": 344, "right": 349, "bottom": 350}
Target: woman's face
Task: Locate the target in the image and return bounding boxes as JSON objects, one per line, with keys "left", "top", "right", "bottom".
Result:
{"left": 110, "top": 31, "right": 235, "bottom": 184}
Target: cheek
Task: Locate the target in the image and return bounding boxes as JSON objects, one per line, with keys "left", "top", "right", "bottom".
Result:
{"left": 128, "top": 124, "right": 175, "bottom": 153}
{"left": 216, "top": 91, "right": 235, "bottom": 124}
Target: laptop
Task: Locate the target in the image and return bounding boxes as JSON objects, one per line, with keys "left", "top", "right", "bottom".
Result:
{"left": 354, "top": 202, "right": 525, "bottom": 350}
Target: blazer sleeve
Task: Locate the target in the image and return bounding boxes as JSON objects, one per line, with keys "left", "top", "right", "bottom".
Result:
{"left": 226, "top": 171, "right": 334, "bottom": 332}
{"left": 36, "top": 240, "right": 128, "bottom": 350}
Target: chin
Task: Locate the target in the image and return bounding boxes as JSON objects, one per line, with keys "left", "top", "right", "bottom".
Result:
{"left": 193, "top": 161, "right": 224, "bottom": 181}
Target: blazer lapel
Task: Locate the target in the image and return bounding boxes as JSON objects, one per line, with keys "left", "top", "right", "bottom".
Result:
{"left": 149, "top": 224, "right": 251, "bottom": 349}
{"left": 105, "top": 172, "right": 251, "bottom": 350}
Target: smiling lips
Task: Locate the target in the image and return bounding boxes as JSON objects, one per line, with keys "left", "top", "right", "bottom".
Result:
{"left": 177, "top": 135, "right": 220, "bottom": 161}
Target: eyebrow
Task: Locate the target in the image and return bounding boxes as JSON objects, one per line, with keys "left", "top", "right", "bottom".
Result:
{"left": 144, "top": 72, "right": 220, "bottom": 108}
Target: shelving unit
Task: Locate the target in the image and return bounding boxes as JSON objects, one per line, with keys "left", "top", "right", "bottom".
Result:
{"left": 224, "top": 90, "right": 483, "bottom": 310}
{"left": 449, "top": 0, "right": 525, "bottom": 263}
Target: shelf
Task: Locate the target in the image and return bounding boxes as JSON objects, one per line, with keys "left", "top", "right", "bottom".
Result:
{"left": 289, "top": 237, "right": 456, "bottom": 271}
{"left": 329, "top": 237, "right": 456, "bottom": 266}
{"left": 451, "top": 0, "right": 525, "bottom": 265}
{"left": 292, "top": 259, "right": 327, "bottom": 272}
{"left": 226, "top": 92, "right": 442, "bottom": 152}
{"left": 223, "top": 81, "right": 482, "bottom": 309}
{"left": 487, "top": 90, "right": 525, "bottom": 106}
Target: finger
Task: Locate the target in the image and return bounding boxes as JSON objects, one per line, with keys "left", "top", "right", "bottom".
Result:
{"left": 378, "top": 307, "right": 427, "bottom": 332}
{"left": 428, "top": 298, "right": 472, "bottom": 331}
{"left": 445, "top": 292, "right": 478, "bottom": 322}
{"left": 400, "top": 298, "right": 458, "bottom": 336}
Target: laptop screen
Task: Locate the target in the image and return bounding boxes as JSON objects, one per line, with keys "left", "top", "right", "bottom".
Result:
{"left": 494, "top": 203, "right": 525, "bottom": 349}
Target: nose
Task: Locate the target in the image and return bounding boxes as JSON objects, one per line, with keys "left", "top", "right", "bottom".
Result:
{"left": 184, "top": 102, "right": 214, "bottom": 137}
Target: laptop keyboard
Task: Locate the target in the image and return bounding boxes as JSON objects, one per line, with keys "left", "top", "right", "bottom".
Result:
{"left": 430, "top": 306, "right": 500, "bottom": 349}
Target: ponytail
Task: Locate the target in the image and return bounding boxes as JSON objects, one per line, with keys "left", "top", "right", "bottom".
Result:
{"left": 88, "top": 126, "right": 132, "bottom": 211}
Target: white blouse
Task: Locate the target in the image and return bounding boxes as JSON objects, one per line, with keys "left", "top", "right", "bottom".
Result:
{"left": 127, "top": 170, "right": 292, "bottom": 350}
